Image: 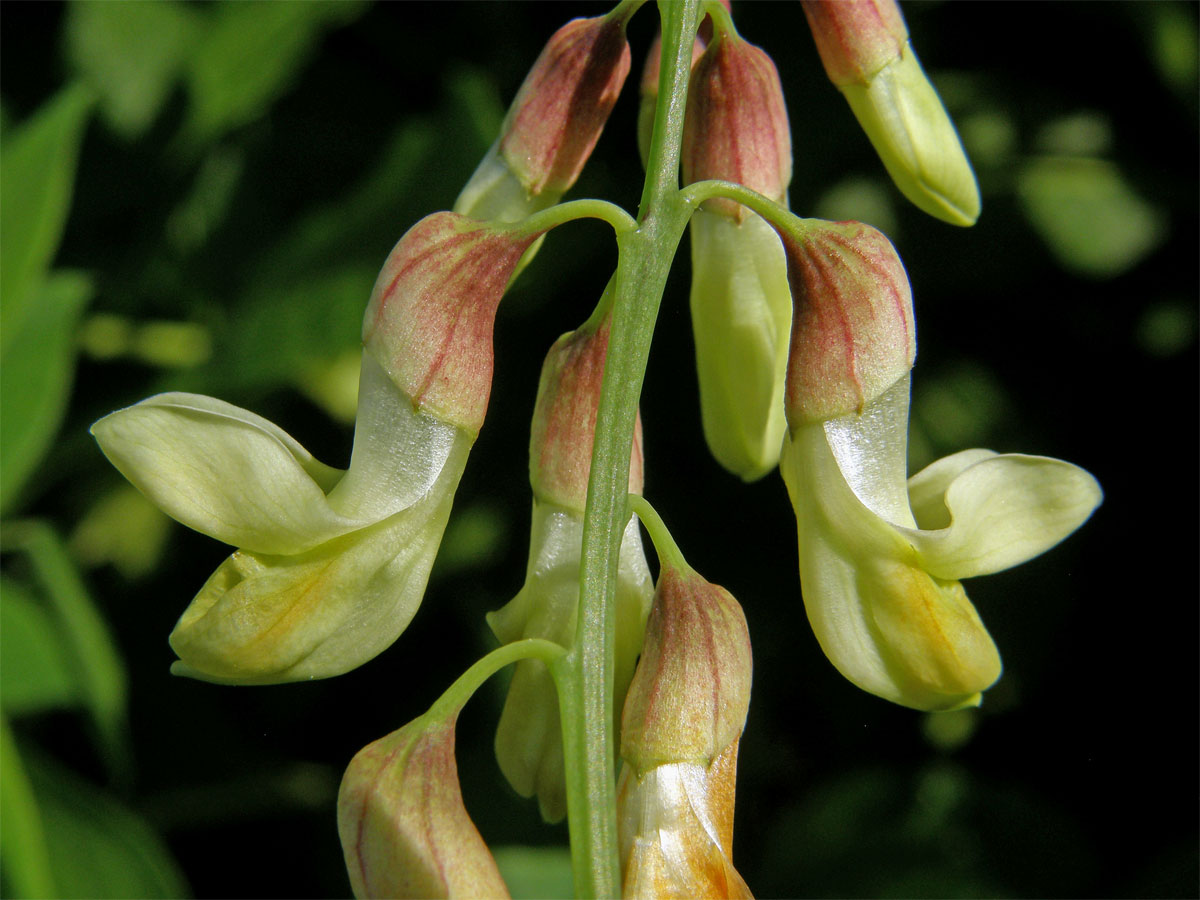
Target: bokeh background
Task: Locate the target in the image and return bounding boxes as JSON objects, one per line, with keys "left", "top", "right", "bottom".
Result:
{"left": 1, "top": 2, "right": 1196, "bottom": 897}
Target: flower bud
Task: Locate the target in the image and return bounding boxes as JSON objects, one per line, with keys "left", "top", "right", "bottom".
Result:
{"left": 801, "top": 0, "right": 980, "bottom": 226}
{"left": 616, "top": 506, "right": 754, "bottom": 894}
{"left": 682, "top": 29, "right": 792, "bottom": 221}
{"left": 363, "top": 212, "right": 540, "bottom": 435}
{"left": 528, "top": 310, "right": 644, "bottom": 511}
{"left": 775, "top": 217, "right": 915, "bottom": 426}
{"left": 338, "top": 714, "right": 509, "bottom": 899}
{"left": 801, "top": 0, "right": 907, "bottom": 86}
{"left": 489, "top": 310, "right": 654, "bottom": 822}
{"left": 620, "top": 558, "right": 752, "bottom": 774}
{"left": 682, "top": 26, "right": 794, "bottom": 480}
{"left": 455, "top": 15, "right": 631, "bottom": 222}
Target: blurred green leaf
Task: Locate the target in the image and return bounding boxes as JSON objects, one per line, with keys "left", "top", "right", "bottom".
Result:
{"left": 214, "top": 264, "right": 372, "bottom": 390}
{"left": 1017, "top": 155, "right": 1167, "bottom": 278}
{"left": 180, "top": 0, "right": 367, "bottom": 148}
{"left": 492, "top": 845, "right": 575, "bottom": 900}
{"left": 433, "top": 502, "right": 509, "bottom": 576}
{"left": 0, "top": 716, "right": 57, "bottom": 898}
{"left": 64, "top": 0, "right": 201, "bottom": 139}
{"left": 1136, "top": 298, "right": 1197, "bottom": 358}
{"left": 0, "top": 271, "right": 94, "bottom": 511}
{"left": 1, "top": 521, "right": 128, "bottom": 776}
{"left": 0, "top": 83, "right": 92, "bottom": 353}
{"left": 70, "top": 486, "right": 172, "bottom": 579}
{"left": 166, "top": 145, "right": 245, "bottom": 253}
{"left": 26, "top": 750, "right": 188, "bottom": 899}
{"left": 1, "top": 576, "right": 79, "bottom": 714}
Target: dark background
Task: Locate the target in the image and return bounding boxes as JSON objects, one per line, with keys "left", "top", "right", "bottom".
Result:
{"left": 2, "top": 2, "right": 1196, "bottom": 897}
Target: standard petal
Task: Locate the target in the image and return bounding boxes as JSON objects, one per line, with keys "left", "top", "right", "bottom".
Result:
{"left": 92, "top": 392, "right": 360, "bottom": 555}
{"left": 906, "top": 448, "right": 997, "bottom": 529}
{"left": 905, "top": 454, "right": 1103, "bottom": 579}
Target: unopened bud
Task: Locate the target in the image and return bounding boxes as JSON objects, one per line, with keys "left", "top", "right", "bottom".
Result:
{"left": 456, "top": 16, "right": 631, "bottom": 222}
{"left": 620, "top": 559, "right": 752, "bottom": 774}
{"left": 801, "top": 0, "right": 907, "bottom": 86}
{"left": 529, "top": 307, "right": 644, "bottom": 511}
{"left": 801, "top": 0, "right": 980, "bottom": 226}
{"left": 338, "top": 715, "right": 510, "bottom": 899}
{"left": 682, "top": 29, "right": 792, "bottom": 221}
{"left": 776, "top": 218, "right": 915, "bottom": 426}
{"left": 363, "top": 212, "right": 540, "bottom": 434}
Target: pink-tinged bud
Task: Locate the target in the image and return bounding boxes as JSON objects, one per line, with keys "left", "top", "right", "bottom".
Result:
{"left": 500, "top": 16, "right": 631, "bottom": 197}
{"left": 777, "top": 218, "right": 915, "bottom": 426}
{"left": 801, "top": 0, "right": 980, "bottom": 226}
{"left": 801, "top": 0, "right": 908, "bottom": 86}
{"left": 363, "top": 212, "right": 540, "bottom": 434}
{"left": 620, "top": 560, "right": 752, "bottom": 774}
{"left": 338, "top": 715, "right": 510, "bottom": 900}
{"left": 529, "top": 311, "right": 644, "bottom": 511}
{"left": 682, "top": 29, "right": 792, "bottom": 222}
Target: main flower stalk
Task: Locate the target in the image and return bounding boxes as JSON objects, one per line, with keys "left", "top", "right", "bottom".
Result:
{"left": 562, "top": 1, "right": 701, "bottom": 896}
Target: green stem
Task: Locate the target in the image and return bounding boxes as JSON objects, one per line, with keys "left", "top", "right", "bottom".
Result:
{"left": 519, "top": 198, "right": 638, "bottom": 240}
{"left": 680, "top": 178, "right": 791, "bottom": 227}
{"left": 626, "top": 494, "right": 687, "bottom": 573}
{"left": 427, "top": 638, "right": 565, "bottom": 721}
{"left": 560, "top": 1, "right": 701, "bottom": 897}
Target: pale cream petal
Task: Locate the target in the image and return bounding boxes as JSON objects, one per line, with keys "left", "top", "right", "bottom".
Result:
{"left": 904, "top": 454, "right": 1103, "bottom": 579}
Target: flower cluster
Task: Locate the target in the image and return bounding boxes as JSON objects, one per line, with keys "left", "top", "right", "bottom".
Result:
{"left": 92, "top": 2, "right": 1101, "bottom": 897}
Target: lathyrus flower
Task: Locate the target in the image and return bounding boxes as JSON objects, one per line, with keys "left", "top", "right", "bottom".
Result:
{"left": 338, "top": 712, "right": 509, "bottom": 899}
{"left": 681, "top": 22, "right": 794, "bottom": 481}
{"left": 801, "top": 0, "right": 980, "bottom": 226}
{"left": 487, "top": 300, "right": 654, "bottom": 822}
{"left": 92, "top": 213, "right": 541, "bottom": 684}
{"left": 455, "top": 13, "right": 631, "bottom": 225}
{"left": 616, "top": 515, "right": 753, "bottom": 899}
{"left": 773, "top": 216, "right": 1102, "bottom": 709}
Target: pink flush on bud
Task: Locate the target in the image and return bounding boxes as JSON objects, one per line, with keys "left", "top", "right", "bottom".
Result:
{"left": 501, "top": 15, "right": 631, "bottom": 197}
{"left": 363, "top": 212, "right": 541, "bottom": 434}
{"left": 620, "top": 561, "right": 752, "bottom": 774}
{"left": 777, "top": 219, "right": 916, "bottom": 426}
{"left": 337, "top": 715, "right": 510, "bottom": 900}
{"left": 682, "top": 29, "right": 792, "bottom": 220}
{"left": 529, "top": 312, "right": 644, "bottom": 511}
{"left": 801, "top": 0, "right": 909, "bottom": 86}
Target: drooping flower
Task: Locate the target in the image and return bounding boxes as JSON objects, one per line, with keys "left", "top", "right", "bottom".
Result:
{"left": 773, "top": 214, "right": 1102, "bottom": 709}
{"left": 92, "top": 213, "right": 540, "bottom": 683}
{"left": 488, "top": 303, "right": 654, "bottom": 821}
{"left": 682, "top": 21, "right": 794, "bottom": 481}
{"left": 801, "top": 0, "right": 980, "bottom": 226}
{"left": 338, "top": 712, "right": 510, "bottom": 899}
{"left": 617, "top": 506, "right": 753, "bottom": 898}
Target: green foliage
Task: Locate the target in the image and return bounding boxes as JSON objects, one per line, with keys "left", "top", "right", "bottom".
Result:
{"left": 493, "top": 845, "right": 576, "bottom": 899}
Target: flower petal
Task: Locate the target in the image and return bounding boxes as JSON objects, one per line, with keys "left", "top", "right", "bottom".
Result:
{"left": 92, "top": 392, "right": 357, "bottom": 555}
{"left": 782, "top": 422, "right": 1000, "bottom": 710}
{"left": 904, "top": 454, "right": 1102, "bottom": 579}
{"left": 168, "top": 427, "right": 472, "bottom": 684}
{"left": 906, "top": 448, "right": 997, "bottom": 529}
